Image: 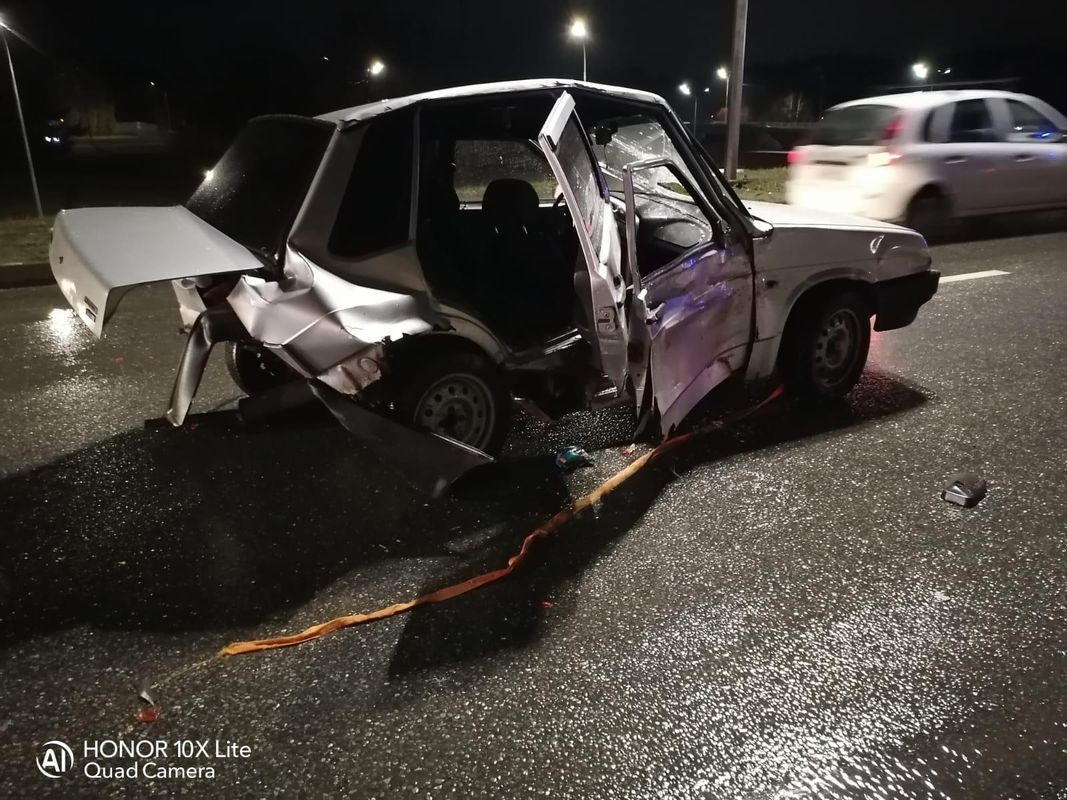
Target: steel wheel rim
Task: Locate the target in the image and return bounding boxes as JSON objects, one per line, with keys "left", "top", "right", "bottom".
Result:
{"left": 414, "top": 373, "right": 495, "bottom": 449}
{"left": 813, "top": 308, "right": 861, "bottom": 387}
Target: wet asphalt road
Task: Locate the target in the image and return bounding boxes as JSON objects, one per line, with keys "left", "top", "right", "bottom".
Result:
{"left": 1, "top": 217, "right": 1065, "bottom": 798}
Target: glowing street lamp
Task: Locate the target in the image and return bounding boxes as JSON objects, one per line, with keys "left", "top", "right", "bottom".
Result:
{"left": 716, "top": 65, "right": 730, "bottom": 115}
{"left": 368, "top": 59, "right": 385, "bottom": 77}
{"left": 0, "top": 16, "right": 42, "bottom": 217}
{"left": 678, "top": 82, "right": 701, "bottom": 125}
{"left": 569, "top": 18, "right": 588, "bottom": 81}
{"left": 911, "top": 62, "right": 929, "bottom": 81}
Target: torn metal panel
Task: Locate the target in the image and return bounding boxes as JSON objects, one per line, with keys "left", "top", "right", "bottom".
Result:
{"left": 309, "top": 383, "right": 493, "bottom": 498}
{"left": 317, "top": 344, "right": 385, "bottom": 395}
{"left": 165, "top": 305, "right": 249, "bottom": 427}
{"left": 226, "top": 252, "right": 434, "bottom": 378}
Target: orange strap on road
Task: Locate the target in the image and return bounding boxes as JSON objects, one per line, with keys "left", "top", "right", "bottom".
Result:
{"left": 219, "top": 385, "right": 784, "bottom": 657}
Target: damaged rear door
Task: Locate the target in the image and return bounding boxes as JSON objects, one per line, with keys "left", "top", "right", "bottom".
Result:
{"left": 538, "top": 92, "right": 629, "bottom": 391}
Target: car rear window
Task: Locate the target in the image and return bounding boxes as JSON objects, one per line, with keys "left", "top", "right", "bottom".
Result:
{"left": 810, "top": 104, "right": 900, "bottom": 146}
{"left": 186, "top": 116, "right": 333, "bottom": 261}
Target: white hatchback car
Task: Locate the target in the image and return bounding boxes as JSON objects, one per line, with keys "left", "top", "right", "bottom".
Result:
{"left": 786, "top": 90, "right": 1067, "bottom": 234}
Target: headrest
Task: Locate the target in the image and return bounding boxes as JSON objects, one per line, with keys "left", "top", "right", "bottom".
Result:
{"left": 482, "top": 178, "right": 539, "bottom": 231}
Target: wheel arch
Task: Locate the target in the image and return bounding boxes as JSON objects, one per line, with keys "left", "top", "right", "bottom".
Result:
{"left": 748, "top": 273, "right": 876, "bottom": 382}
{"left": 908, "top": 181, "right": 955, "bottom": 216}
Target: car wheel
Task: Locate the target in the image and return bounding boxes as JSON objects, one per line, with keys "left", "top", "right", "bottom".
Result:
{"left": 225, "top": 342, "right": 296, "bottom": 395}
{"left": 780, "top": 291, "right": 871, "bottom": 398}
{"left": 905, "top": 190, "right": 951, "bottom": 240}
{"left": 389, "top": 350, "right": 511, "bottom": 455}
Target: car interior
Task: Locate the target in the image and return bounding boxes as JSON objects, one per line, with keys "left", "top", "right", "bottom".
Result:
{"left": 414, "top": 92, "right": 718, "bottom": 356}
{"left": 416, "top": 96, "right": 581, "bottom": 351}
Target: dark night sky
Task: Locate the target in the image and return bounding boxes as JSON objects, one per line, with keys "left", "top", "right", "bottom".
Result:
{"left": 2, "top": 0, "right": 1067, "bottom": 129}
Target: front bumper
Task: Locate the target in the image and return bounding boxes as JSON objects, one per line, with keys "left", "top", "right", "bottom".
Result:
{"left": 873, "top": 269, "right": 941, "bottom": 331}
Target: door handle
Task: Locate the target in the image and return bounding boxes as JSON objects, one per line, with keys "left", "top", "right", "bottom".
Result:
{"left": 945, "top": 155, "right": 967, "bottom": 164}
{"left": 1014, "top": 153, "right": 1036, "bottom": 162}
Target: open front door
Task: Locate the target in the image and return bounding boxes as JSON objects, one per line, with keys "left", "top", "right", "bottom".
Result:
{"left": 622, "top": 157, "right": 754, "bottom": 438}
{"left": 538, "top": 92, "right": 629, "bottom": 390}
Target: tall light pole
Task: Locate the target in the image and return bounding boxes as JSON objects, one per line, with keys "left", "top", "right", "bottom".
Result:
{"left": 724, "top": 0, "right": 749, "bottom": 181}
{"left": 0, "top": 18, "right": 43, "bottom": 217}
{"left": 569, "top": 18, "right": 588, "bottom": 81}
{"left": 716, "top": 66, "right": 730, "bottom": 115}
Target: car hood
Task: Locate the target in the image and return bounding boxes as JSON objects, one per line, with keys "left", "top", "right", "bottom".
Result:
{"left": 745, "top": 200, "right": 929, "bottom": 278}
{"left": 744, "top": 200, "right": 908, "bottom": 232}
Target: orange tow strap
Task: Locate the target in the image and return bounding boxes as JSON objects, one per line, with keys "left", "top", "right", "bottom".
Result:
{"left": 219, "top": 385, "right": 784, "bottom": 657}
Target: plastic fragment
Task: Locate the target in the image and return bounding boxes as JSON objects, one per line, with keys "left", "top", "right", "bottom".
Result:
{"left": 554, "top": 446, "right": 593, "bottom": 473}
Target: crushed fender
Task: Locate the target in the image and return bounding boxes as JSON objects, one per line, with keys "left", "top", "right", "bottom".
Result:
{"left": 219, "top": 385, "right": 784, "bottom": 657}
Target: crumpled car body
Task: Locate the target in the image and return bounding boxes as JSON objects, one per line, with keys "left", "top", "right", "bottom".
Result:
{"left": 49, "top": 79, "right": 939, "bottom": 495}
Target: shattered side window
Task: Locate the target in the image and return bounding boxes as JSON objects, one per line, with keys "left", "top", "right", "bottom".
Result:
{"left": 591, "top": 117, "right": 700, "bottom": 199}
{"left": 554, "top": 118, "right": 603, "bottom": 242}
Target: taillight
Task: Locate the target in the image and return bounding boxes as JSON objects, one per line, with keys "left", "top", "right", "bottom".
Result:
{"left": 867, "top": 149, "right": 903, "bottom": 167}
{"left": 787, "top": 148, "right": 805, "bottom": 165}
{"left": 880, "top": 112, "right": 905, "bottom": 143}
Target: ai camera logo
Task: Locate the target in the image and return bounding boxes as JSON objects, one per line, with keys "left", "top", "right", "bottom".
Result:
{"left": 36, "top": 740, "right": 74, "bottom": 778}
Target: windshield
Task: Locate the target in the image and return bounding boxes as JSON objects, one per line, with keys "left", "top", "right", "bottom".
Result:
{"left": 810, "top": 104, "right": 899, "bottom": 146}
{"left": 186, "top": 117, "right": 333, "bottom": 260}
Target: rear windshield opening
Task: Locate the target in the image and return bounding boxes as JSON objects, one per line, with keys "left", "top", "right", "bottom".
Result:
{"left": 809, "top": 104, "right": 899, "bottom": 146}
{"left": 186, "top": 117, "right": 333, "bottom": 261}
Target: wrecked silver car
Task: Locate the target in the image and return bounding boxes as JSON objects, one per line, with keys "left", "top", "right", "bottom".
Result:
{"left": 49, "top": 79, "right": 939, "bottom": 494}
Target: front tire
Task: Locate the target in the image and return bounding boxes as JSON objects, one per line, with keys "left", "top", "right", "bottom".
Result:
{"left": 388, "top": 350, "right": 511, "bottom": 455}
{"left": 779, "top": 291, "right": 871, "bottom": 399}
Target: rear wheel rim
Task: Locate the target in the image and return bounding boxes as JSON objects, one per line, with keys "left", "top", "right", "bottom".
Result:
{"left": 414, "top": 373, "right": 495, "bottom": 449}
{"left": 812, "top": 308, "right": 862, "bottom": 389}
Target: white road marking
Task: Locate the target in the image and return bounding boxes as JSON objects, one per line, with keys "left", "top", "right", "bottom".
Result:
{"left": 940, "top": 270, "right": 1011, "bottom": 284}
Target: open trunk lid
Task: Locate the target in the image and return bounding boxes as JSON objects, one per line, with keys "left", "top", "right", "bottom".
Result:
{"left": 50, "top": 205, "right": 263, "bottom": 338}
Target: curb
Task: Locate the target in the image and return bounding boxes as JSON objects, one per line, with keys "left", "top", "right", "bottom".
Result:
{"left": 0, "top": 262, "right": 53, "bottom": 290}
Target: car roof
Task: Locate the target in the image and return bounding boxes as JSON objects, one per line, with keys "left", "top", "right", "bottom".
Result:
{"left": 317, "top": 78, "right": 668, "bottom": 126}
{"left": 830, "top": 89, "right": 1036, "bottom": 113}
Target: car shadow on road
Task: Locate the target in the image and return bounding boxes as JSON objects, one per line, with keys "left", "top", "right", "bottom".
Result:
{"left": 0, "top": 369, "right": 930, "bottom": 664}
{"left": 931, "top": 209, "right": 1067, "bottom": 245}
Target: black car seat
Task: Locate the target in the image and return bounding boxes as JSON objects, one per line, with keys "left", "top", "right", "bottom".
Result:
{"left": 479, "top": 178, "right": 571, "bottom": 342}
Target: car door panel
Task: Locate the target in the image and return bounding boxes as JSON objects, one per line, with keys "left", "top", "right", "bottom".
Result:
{"left": 538, "top": 92, "right": 629, "bottom": 391}
{"left": 992, "top": 97, "right": 1067, "bottom": 207}
{"left": 640, "top": 246, "right": 752, "bottom": 436}
{"left": 623, "top": 158, "right": 753, "bottom": 437}
{"left": 942, "top": 99, "right": 1010, "bottom": 213}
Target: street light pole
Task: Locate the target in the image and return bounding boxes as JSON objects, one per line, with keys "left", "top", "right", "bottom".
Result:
{"left": 1, "top": 22, "right": 43, "bottom": 217}
{"left": 569, "top": 18, "right": 588, "bottom": 81}
{"left": 724, "top": 0, "right": 749, "bottom": 181}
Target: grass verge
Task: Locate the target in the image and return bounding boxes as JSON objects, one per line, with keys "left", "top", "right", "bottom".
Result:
{"left": 0, "top": 217, "right": 53, "bottom": 265}
{"left": 734, "top": 167, "right": 787, "bottom": 204}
